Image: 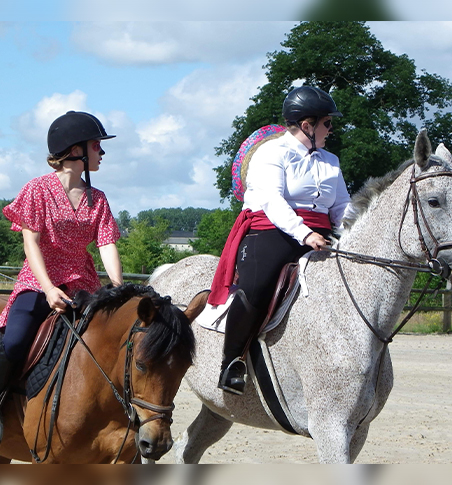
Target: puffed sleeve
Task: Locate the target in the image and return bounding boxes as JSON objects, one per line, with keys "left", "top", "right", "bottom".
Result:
{"left": 2, "top": 178, "right": 46, "bottom": 233}
{"left": 329, "top": 169, "right": 351, "bottom": 228}
{"left": 93, "top": 191, "right": 121, "bottom": 247}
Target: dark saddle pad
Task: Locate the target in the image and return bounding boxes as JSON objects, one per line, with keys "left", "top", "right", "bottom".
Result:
{"left": 24, "top": 317, "right": 70, "bottom": 399}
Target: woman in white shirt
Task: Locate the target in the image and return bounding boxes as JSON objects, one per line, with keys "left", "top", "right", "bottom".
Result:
{"left": 209, "top": 86, "right": 351, "bottom": 395}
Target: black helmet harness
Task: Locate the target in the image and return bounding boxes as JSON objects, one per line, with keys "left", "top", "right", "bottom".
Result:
{"left": 47, "top": 111, "right": 115, "bottom": 207}
{"left": 282, "top": 86, "right": 342, "bottom": 154}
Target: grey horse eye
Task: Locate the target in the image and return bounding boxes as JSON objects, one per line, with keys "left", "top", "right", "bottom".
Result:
{"left": 428, "top": 198, "right": 440, "bottom": 208}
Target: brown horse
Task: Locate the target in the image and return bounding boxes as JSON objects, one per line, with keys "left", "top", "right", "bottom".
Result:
{"left": 0, "top": 284, "right": 208, "bottom": 464}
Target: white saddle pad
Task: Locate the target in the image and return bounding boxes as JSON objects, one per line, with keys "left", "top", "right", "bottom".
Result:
{"left": 196, "top": 252, "right": 313, "bottom": 334}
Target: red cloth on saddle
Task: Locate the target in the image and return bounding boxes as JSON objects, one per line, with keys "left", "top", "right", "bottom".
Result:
{"left": 208, "top": 209, "right": 331, "bottom": 306}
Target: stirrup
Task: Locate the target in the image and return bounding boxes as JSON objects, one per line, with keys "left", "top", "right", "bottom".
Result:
{"left": 218, "top": 358, "right": 248, "bottom": 396}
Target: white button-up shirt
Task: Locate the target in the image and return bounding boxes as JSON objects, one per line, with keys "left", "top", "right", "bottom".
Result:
{"left": 243, "top": 131, "right": 351, "bottom": 244}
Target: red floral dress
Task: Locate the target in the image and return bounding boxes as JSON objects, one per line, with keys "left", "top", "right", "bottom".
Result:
{"left": 0, "top": 172, "right": 120, "bottom": 328}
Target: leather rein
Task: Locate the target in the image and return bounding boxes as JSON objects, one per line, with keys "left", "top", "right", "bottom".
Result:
{"left": 321, "top": 164, "right": 452, "bottom": 432}
{"left": 324, "top": 164, "right": 452, "bottom": 344}
{"left": 30, "top": 306, "right": 174, "bottom": 464}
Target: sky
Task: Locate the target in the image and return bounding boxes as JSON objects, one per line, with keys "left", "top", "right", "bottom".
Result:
{"left": 2, "top": 19, "right": 452, "bottom": 218}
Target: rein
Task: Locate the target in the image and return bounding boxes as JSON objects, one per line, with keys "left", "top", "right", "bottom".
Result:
{"left": 29, "top": 307, "right": 174, "bottom": 464}
{"left": 319, "top": 164, "right": 452, "bottom": 432}
{"left": 323, "top": 164, "right": 452, "bottom": 343}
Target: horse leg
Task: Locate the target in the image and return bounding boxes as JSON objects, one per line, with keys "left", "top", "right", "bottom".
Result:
{"left": 173, "top": 404, "right": 233, "bottom": 464}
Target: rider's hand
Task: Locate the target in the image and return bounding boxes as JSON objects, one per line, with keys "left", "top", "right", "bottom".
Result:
{"left": 304, "top": 232, "right": 330, "bottom": 251}
{"left": 45, "top": 286, "right": 71, "bottom": 313}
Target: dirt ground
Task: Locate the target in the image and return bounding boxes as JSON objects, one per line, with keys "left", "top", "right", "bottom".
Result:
{"left": 159, "top": 334, "right": 452, "bottom": 464}
{"left": 10, "top": 334, "right": 451, "bottom": 465}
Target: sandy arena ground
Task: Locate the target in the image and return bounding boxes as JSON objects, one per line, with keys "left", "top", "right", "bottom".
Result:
{"left": 159, "top": 334, "right": 452, "bottom": 464}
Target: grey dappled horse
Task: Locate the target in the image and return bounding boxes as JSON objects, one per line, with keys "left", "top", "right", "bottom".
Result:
{"left": 151, "top": 130, "right": 452, "bottom": 463}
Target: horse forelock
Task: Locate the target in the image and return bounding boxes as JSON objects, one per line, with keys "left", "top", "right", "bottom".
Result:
{"left": 76, "top": 283, "right": 161, "bottom": 318}
{"left": 138, "top": 303, "right": 195, "bottom": 366}
{"left": 76, "top": 283, "right": 195, "bottom": 365}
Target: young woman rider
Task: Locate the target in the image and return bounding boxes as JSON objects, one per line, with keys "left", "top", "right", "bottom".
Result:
{"left": 209, "top": 86, "right": 351, "bottom": 395}
{"left": 0, "top": 111, "right": 123, "bottom": 438}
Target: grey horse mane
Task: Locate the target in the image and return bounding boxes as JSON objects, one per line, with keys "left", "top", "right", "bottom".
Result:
{"left": 342, "top": 159, "right": 412, "bottom": 229}
{"left": 342, "top": 148, "right": 452, "bottom": 230}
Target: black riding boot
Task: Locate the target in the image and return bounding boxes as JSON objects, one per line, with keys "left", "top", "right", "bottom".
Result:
{"left": 0, "top": 334, "right": 14, "bottom": 443}
{"left": 218, "top": 289, "right": 261, "bottom": 396}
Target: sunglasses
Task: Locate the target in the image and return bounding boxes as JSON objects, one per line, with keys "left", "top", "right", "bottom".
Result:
{"left": 323, "top": 119, "right": 333, "bottom": 129}
{"left": 91, "top": 141, "right": 102, "bottom": 152}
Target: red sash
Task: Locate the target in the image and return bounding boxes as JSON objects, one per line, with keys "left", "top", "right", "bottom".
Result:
{"left": 208, "top": 209, "right": 330, "bottom": 306}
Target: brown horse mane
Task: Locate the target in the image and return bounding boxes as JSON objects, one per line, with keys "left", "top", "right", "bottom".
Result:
{"left": 74, "top": 283, "right": 195, "bottom": 365}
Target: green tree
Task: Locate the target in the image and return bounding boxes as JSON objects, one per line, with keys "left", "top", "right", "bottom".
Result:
{"left": 116, "top": 219, "right": 171, "bottom": 274}
{"left": 215, "top": 21, "right": 452, "bottom": 201}
{"left": 116, "top": 210, "right": 132, "bottom": 233}
{"left": 0, "top": 220, "right": 24, "bottom": 266}
{"left": 0, "top": 200, "right": 24, "bottom": 266}
{"left": 138, "top": 207, "right": 213, "bottom": 232}
{"left": 191, "top": 209, "right": 237, "bottom": 256}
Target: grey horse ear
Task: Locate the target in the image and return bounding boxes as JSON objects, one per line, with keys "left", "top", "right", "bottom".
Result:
{"left": 435, "top": 143, "right": 452, "bottom": 163}
{"left": 414, "top": 129, "right": 432, "bottom": 169}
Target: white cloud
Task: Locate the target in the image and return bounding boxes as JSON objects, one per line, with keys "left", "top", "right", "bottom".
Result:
{"left": 368, "top": 22, "right": 452, "bottom": 79}
{"left": 4, "top": 21, "right": 277, "bottom": 216}
{"left": 12, "top": 90, "right": 88, "bottom": 146}
{"left": 71, "top": 21, "right": 296, "bottom": 65}
{"left": 0, "top": 172, "right": 10, "bottom": 191}
{"left": 164, "top": 61, "right": 268, "bottom": 128}
{"left": 0, "top": 150, "right": 44, "bottom": 198}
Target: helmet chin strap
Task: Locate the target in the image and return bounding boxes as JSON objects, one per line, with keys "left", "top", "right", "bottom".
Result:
{"left": 65, "top": 142, "right": 93, "bottom": 207}
{"left": 298, "top": 119, "right": 318, "bottom": 154}
{"left": 81, "top": 142, "right": 93, "bottom": 207}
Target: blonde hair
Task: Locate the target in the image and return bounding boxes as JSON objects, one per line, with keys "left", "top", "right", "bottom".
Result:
{"left": 46, "top": 146, "right": 76, "bottom": 170}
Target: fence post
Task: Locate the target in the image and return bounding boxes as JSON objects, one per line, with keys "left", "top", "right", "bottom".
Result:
{"left": 443, "top": 280, "right": 452, "bottom": 332}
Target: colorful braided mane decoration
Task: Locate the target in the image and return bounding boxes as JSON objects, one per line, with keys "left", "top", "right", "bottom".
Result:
{"left": 232, "top": 124, "right": 286, "bottom": 201}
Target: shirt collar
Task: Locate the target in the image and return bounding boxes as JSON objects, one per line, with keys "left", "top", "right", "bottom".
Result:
{"left": 284, "top": 131, "right": 322, "bottom": 156}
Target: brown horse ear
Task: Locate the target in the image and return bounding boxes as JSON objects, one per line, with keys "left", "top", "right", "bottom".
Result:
{"left": 137, "top": 297, "right": 157, "bottom": 327}
{"left": 183, "top": 290, "right": 210, "bottom": 324}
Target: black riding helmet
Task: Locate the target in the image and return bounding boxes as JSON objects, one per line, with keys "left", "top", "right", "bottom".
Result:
{"left": 47, "top": 111, "right": 115, "bottom": 207}
{"left": 48, "top": 111, "right": 115, "bottom": 155}
{"left": 282, "top": 86, "right": 343, "bottom": 122}
{"left": 282, "top": 86, "right": 342, "bottom": 153}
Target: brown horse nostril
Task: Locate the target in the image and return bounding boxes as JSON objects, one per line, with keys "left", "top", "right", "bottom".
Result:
{"left": 138, "top": 439, "right": 173, "bottom": 460}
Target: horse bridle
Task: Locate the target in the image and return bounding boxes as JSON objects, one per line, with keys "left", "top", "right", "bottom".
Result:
{"left": 403, "top": 165, "right": 452, "bottom": 271}
{"left": 30, "top": 310, "right": 175, "bottom": 464}
{"left": 329, "top": 163, "right": 452, "bottom": 432}
{"left": 123, "top": 319, "right": 175, "bottom": 431}
{"left": 325, "top": 163, "right": 452, "bottom": 344}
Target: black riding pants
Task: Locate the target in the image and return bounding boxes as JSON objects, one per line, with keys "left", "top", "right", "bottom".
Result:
{"left": 236, "top": 227, "right": 331, "bottom": 316}
{"left": 1, "top": 291, "right": 52, "bottom": 363}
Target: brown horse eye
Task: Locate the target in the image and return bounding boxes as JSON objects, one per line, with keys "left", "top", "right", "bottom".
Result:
{"left": 428, "top": 198, "right": 440, "bottom": 208}
{"left": 135, "top": 361, "right": 147, "bottom": 372}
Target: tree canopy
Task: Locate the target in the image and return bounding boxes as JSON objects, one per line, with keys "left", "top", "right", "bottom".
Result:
{"left": 215, "top": 21, "right": 452, "bottom": 201}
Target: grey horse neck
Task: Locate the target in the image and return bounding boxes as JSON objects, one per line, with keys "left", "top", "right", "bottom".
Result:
{"left": 328, "top": 166, "right": 418, "bottom": 337}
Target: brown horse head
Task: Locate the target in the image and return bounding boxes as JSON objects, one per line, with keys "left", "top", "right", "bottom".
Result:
{"left": 125, "top": 289, "right": 205, "bottom": 460}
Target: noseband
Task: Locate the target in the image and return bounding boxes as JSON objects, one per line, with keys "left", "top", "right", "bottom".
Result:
{"left": 123, "top": 320, "right": 175, "bottom": 431}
